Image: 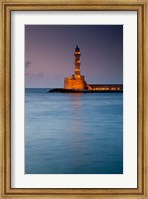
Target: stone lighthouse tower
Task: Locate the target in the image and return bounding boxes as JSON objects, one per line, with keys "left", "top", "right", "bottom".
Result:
{"left": 74, "top": 45, "right": 81, "bottom": 77}
{"left": 64, "top": 46, "right": 87, "bottom": 90}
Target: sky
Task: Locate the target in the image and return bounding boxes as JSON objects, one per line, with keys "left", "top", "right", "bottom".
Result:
{"left": 25, "top": 25, "right": 123, "bottom": 88}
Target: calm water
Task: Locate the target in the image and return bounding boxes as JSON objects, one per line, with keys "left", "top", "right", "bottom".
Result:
{"left": 25, "top": 88, "right": 123, "bottom": 174}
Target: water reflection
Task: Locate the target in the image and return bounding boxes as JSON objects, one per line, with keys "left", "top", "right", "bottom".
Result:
{"left": 68, "top": 94, "right": 86, "bottom": 158}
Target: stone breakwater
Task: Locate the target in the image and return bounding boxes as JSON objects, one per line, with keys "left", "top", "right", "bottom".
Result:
{"left": 48, "top": 88, "right": 123, "bottom": 93}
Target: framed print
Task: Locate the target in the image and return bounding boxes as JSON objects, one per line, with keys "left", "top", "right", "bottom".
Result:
{"left": 0, "top": 0, "right": 148, "bottom": 198}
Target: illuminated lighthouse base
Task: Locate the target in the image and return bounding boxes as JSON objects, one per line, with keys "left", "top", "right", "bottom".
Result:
{"left": 64, "top": 75, "right": 87, "bottom": 90}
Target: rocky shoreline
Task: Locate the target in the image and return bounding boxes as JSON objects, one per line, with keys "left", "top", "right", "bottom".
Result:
{"left": 48, "top": 88, "right": 123, "bottom": 93}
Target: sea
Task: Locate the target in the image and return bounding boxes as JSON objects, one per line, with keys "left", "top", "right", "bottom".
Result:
{"left": 25, "top": 88, "right": 123, "bottom": 174}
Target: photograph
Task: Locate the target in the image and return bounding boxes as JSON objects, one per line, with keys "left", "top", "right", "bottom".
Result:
{"left": 1, "top": 1, "right": 147, "bottom": 197}
{"left": 25, "top": 25, "right": 123, "bottom": 174}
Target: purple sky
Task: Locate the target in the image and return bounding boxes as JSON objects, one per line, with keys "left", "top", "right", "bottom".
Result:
{"left": 25, "top": 25, "right": 123, "bottom": 88}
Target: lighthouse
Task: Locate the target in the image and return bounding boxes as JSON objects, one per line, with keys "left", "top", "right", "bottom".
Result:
{"left": 74, "top": 45, "right": 81, "bottom": 77}
{"left": 64, "top": 46, "right": 87, "bottom": 90}
{"left": 49, "top": 45, "right": 123, "bottom": 93}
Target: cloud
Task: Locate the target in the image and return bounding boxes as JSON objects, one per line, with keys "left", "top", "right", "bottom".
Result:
{"left": 31, "top": 72, "right": 44, "bottom": 79}
{"left": 53, "top": 74, "right": 63, "bottom": 79}
{"left": 25, "top": 60, "right": 31, "bottom": 68}
{"left": 36, "top": 72, "right": 44, "bottom": 78}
